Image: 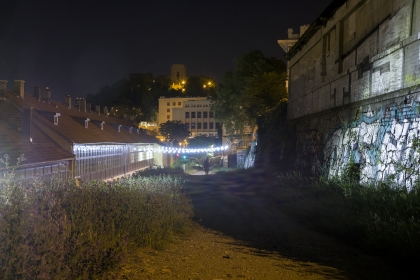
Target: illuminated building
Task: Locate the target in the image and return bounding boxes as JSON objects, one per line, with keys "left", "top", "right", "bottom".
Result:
{"left": 158, "top": 96, "right": 220, "bottom": 137}
{"left": 170, "top": 64, "right": 187, "bottom": 91}
{"left": 0, "top": 81, "right": 164, "bottom": 184}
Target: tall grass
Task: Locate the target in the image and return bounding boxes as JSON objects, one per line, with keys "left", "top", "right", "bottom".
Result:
{"left": 0, "top": 166, "right": 193, "bottom": 279}
{"left": 279, "top": 172, "right": 420, "bottom": 263}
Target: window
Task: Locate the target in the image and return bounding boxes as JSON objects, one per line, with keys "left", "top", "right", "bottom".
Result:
{"left": 185, "top": 112, "right": 190, "bottom": 118}
{"left": 167, "top": 102, "right": 170, "bottom": 106}
{"left": 197, "top": 112, "right": 202, "bottom": 118}
{"left": 191, "top": 112, "right": 196, "bottom": 118}
{"left": 167, "top": 108, "right": 170, "bottom": 112}
{"left": 203, "top": 122, "right": 208, "bottom": 129}
{"left": 172, "top": 102, "right": 176, "bottom": 106}
{"left": 167, "top": 115, "right": 170, "bottom": 119}
{"left": 209, "top": 122, "right": 214, "bottom": 129}
{"left": 209, "top": 111, "right": 214, "bottom": 118}
{"left": 178, "top": 102, "right": 181, "bottom": 105}
{"left": 203, "top": 111, "right": 208, "bottom": 118}
{"left": 191, "top": 123, "right": 196, "bottom": 129}
{"left": 186, "top": 122, "right": 190, "bottom": 129}
{"left": 198, "top": 122, "right": 202, "bottom": 129}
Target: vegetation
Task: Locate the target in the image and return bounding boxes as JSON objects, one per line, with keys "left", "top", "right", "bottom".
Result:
{"left": 187, "top": 135, "right": 220, "bottom": 148}
{"left": 159, "top": 120, "right": 191, "bottom": 143}
{"left": 86, "top": 73, "right": 173, "bottom": 122}
{"left": 86, "top": 73, "right": 217, "bottom": 123}
{"left": 211, "top": 50, "right": 287, "bottom": 136}
{"left": 184, "top": 76, "right": 216, "bottom": 97}
{"left": 0, "top": 158, "right": 193, "bottom": 279}
{"left": 253, "top": 100, "right": 295, "bottom": 169}
{"left": 276, "top": 168, "right": 420, "bottom": 264}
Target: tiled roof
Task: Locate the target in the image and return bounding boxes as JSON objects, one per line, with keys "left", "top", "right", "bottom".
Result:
{"left": 5, "top": 91, "right": 159, "bottom": 145}
{"left": 1, "top": 91, "right": 160, "bottom": 168}
{"left": 0, "top": 99, "right": 74, "bottom": 168}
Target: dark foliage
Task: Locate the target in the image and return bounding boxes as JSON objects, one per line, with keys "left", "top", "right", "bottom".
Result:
{"left": 254, "top": 101, "right": 296, "bottom": 170}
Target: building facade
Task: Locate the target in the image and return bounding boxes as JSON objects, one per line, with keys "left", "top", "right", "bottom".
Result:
{"left": 158, "top": 97, "right": 220, "bottom": 137}
{"left": 282, "top": 0, "right": 420, "bottom": 187}
{"left": 277, "top": 25, "right": 309, "bottom": 92}
{"left": 0, "top": 80, "right": 164, "bottom": 185}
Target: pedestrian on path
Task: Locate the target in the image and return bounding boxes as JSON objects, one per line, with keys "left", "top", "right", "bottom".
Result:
{"left": 203, "top": 156, "right": 210, "bottom": 175}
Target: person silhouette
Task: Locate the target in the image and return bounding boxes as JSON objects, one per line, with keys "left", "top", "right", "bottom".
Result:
{"left": 203, "top": 156, "right": 210, "bottom": 175}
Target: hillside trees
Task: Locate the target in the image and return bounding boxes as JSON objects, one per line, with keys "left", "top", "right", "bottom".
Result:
{"left": 185, "top": 76, "right": 216, "bottom": 97}
{"left": 86, "top": 73, "right": 172, "bottom": 122}
{"left": 211, "top": 50, "right": 287, "bottom": 135}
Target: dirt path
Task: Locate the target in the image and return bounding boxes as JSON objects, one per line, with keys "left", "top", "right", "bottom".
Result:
{"left": 108, "top": 170, "right": 411, "bottom": 279}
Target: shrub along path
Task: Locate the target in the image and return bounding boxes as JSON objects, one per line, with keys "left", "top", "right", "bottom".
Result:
{"left": 108, "top": 169, "right": 411, "bottom": 279}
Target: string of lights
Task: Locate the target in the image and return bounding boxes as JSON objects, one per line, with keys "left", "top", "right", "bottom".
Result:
{"left": 147, "top": 145, "right": 229, "bottom": 154}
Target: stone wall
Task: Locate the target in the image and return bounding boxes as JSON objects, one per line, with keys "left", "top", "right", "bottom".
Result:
{"left": 294, "top": 88, "right": 420, "bottom": 188}
{"left": 286, "top": 0, "right": 420, "bottom": 187}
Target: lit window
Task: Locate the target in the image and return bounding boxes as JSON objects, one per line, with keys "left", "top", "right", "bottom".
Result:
{"left": 185, "top": 112, "right": 190, "bottom": 118}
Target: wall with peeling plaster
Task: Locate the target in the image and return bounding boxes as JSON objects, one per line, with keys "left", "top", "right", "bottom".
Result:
{"left": 286, "top": 0, "right": 420, "bottom": 186}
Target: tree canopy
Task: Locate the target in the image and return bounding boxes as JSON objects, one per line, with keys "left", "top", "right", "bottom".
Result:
{"left": 185, "top": 76, "right": 216, "bottom": 97}
{"left": 211, "top": 50, "right": 287, "bottom": 135}
{"left": 86, "top": 73, "right": 172, "bottom": 122}
{"left": 187, "top": 135, "right": 219, "bottom": 148}
{"left": 159, "top": 120, "right": 191, "bottom": 142}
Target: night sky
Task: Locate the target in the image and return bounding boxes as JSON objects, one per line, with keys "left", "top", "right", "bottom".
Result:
{"left": 0, "top": 0, "right": 331, "bottom": 102}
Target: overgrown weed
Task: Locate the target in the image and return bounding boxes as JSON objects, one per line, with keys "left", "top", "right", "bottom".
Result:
{"left": 280, "top": 165, "right": 420, "bottom": 264}
{"left": 0, "top": 159, "right": 193, "bottom": 279}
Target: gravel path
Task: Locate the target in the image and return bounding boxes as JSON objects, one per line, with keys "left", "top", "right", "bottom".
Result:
{"left": 107, "top": 170, "right": 412, "bottom": 279}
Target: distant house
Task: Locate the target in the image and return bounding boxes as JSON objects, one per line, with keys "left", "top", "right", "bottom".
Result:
{"left": 0, "top": 80, "right": 164, "bottom": 184}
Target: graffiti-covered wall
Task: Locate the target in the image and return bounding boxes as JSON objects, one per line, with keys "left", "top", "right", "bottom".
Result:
{"left": 324, "top": 94, "right": 420, "bottom": 187}
{"left": 294, "top": 90, "right": 420, "bottom": 188}
{"left": 285, "top": 0, "right": 420, "bottom": 187}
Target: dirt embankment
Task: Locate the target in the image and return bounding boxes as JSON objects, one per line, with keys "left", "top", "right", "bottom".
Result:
{"left": 108, "top": 170, "right": 413, "bottom": 280}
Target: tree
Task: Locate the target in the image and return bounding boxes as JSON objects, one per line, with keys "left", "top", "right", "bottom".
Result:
{"left": 187, "top": 135, "right": 218, "bottom": 148}
{"left": 86, "top": 73, "right": 172, "bottom": 122}
{"left": 159, "top": 120, "right": 191, "bottom": 142}
{"left": 211, "top": 50, "right": 287, "bottom": 136}
{"left": 185, "top": 76, "right": 216, "bottom": 97}
{"left": 243, "top": 71, "right": 287, "bottom": 120}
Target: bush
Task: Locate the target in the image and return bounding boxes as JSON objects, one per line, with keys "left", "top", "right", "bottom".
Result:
{"left": 132, "top": 166, "right": 185, "bottom": 177}
{"left": 0, "top": 173, "right": 193, "bottom": 279}
{"left": 280, "top": 171, "right": 420, "bottom": 263}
